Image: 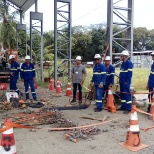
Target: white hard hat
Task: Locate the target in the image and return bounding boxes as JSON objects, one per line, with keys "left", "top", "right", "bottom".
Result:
{"left": 94, "top": 54, "right": 101, "bottom": 59}
{"left": 121, "top": 50, "right": 129, "bottom": 56}
{"left": 25, "top": 55, "right": 31, "bottom": 60}
{"left": 75, "top": 56, "right": 82, "bottom": 61}
{"left": 9, "top": 55, "right": 15, "bottom": 60}
{"left": 105, "top": 56, "right": 111, "bottom": 61}
{"left": 151, "top": 51, "right": 154, "bottom": 55}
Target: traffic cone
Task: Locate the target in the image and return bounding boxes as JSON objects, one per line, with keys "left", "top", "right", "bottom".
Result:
{"left": 49, "top": 78, "right": 54, "bottom": 91}
{"left": 104, "top": 87, "right": 114, "bottom": 110}
{"left": 65, "top": 82, "right": 72, "bottom": 96}
{"left": 56, "top": 79, "right": 62, "bottom": 93}
{"left": 0, "top": 118, "right": 16, "bottom": 154}
{"left": 34, "top": 82, "right": 38, "bottom": 89}
{"left": 120, "top": 105, "right": 149, "bottom": 152}
{"left": 150, "top": 96, "right": 154, "bottom": 121}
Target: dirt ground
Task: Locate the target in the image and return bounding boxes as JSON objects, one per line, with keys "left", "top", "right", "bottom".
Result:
{"left": 0, "top": 81, "right": 154, "bottom": 154}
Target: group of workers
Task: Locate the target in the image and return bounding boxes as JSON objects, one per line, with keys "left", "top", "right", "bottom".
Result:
{"left": 71, "top": 49, "right": 154, "bottom": 114}
{"left": 9, "top": 55, "right": 37, "bottom": 102}
{"left": 8, "top": 50, "right": 154, "bottom": 114}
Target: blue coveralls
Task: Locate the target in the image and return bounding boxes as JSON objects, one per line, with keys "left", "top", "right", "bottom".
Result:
{"left": 10, "top": 61, "right": 20, "bottom": 94}
{"left": 103, "top": 64, "right": 115, "bottom": 99}
{"left": 20, "top": 63, "right": 37, "bottom": 100}
{"left": 119, "top": 59, "right": 133, "bottom": 111}
{"left": 91, "top": 63, "right": 106, "bottom": 110}
{"left": 147, "top": 62, "right": 154, "bottom": 112}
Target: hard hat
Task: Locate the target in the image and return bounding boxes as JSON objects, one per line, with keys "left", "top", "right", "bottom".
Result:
{"left": 9, "top": 55, "right": 15, "bottom": 60}
{"left": 94, "top": 54, "right": 101, "bottom": 59}
{"left": 25, "top": 55, "right": 31, "bottom": 60}
{"left": 75, "top": 56, "right": 82, "bottom": 61}
{"left": 105, "top": 56, "right": 111, "bottom": 61}
{"left": 121, "top": 50, "right": 129, "bottom": 56}
{"left": 151, "top": 51, "right": 154, "bottom": 55}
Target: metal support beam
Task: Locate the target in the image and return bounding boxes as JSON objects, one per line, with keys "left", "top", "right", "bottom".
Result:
{"left": 107, "top": 0, "right": 134, "bottom": 64}
{"left": 16, "top": 24, "right": 27, "bottom": 56}
{"left": 54, "top": 0, "right": 72, "bottom": 84}
{"left": 35, "top": 0, "right": 38, "bottom": 12}
{"left": 30, "top": 12, "right": 43, "bottom": 82}
{"left": 19, "top": 10, "right": 23, "bottom": 24}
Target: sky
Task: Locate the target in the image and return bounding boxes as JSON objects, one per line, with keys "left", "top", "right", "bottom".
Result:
{"left": 22, "top": 0, "right": 154, "bottom": 32}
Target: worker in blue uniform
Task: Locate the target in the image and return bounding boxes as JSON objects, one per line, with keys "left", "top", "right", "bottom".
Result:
{"left": 146, "top": 51, "right": 154, "bottom": 113}
{"left": 9, "top": 55, "right": 22, "bottom": 96}
{"left": 118, "top": 50, "right": 133, "bottom": 114}
{"left": 91, "top": 54, "right": 106, "bottom": 112}
{"left": 103, "top": 56, "right": 115, "bottom": 100}
{"left": 20, "top": 55, "right": 37, "bottom": 101}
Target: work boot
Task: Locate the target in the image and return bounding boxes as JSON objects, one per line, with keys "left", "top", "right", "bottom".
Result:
{"left": 94, "top": 108, "right": 102, "bottom": 112}
{"left": 117, "top": 106, "right": 125, "bottom": 111}
{"left": 123, "top": 110, "right": 130, "bottom": 114}
{"left": 71, "top": 98, "right": 76, "bottom": 104}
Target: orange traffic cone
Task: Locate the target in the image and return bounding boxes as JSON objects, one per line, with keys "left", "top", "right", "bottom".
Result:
{"left": 34, "top": 82, "right": 38, "bottom": 89}
{"left": 66, "top": 82, "right": 72, "bottom": 96}
{"left": 49, "top": 78, "right": 54, "bottom": 91}
{"left": 150, "top": 96, "right": 154, "bottom": 121}
{"left": 0, "top": 118, "right": 16, "bottom": 154}
{"left": 56, "top": 79, "right": 62, "bottom": 93}
{"left": 104, "top": 87, "right": 114, "bottom": 110}
{"left": 120, "top": 105, "right": 149, "bottom": 152}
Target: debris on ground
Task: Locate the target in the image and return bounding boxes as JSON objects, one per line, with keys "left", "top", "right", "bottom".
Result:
{"left": 9, "top": 109, "right": 77, "bottom": 128}
{"left": 64, "top": 127, "right": 101, "bottom": 143}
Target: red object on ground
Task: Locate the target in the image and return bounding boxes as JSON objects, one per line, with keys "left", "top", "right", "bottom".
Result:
{"left": 0, "top": 83, "right": 7, "bottom": 90}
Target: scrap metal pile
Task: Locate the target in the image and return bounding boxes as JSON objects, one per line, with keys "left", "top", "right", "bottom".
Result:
{"left": 11, "top": 109, "right": 77, "bottom": 128}
{"left": 65, "top": 127, "right": 101, "bottom": 143}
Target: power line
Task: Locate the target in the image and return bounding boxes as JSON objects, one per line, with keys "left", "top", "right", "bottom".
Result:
{"left": 72, "top": 0, "right": 107, "bottom": 23}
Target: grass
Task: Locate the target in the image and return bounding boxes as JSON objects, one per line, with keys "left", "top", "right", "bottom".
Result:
{"left": 38, "top": 67, "right": 150, "bottom": 92}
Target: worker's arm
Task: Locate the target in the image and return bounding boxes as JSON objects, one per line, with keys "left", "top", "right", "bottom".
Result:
{"left": 20, "top": 64, "right": 24, "bottom": 81}
{"left": 14, "top": 62, "right": 20, "bottom": 76}
{"left": 32, "top": 64, "right": 36, "bottom": 79}
{"left": 101, "top": 65, "right": 106, "bottom": 84}
{"left": 110, "top": 66, "right": 115, "bottom": 86}
{"left": 125, "top": 62, "right": 133, "bottom": 84}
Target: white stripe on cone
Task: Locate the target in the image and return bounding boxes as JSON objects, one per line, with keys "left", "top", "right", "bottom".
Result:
{"left": 67, "top": 88, "right": 71, "bottom": 90}
{"left": 2, "top": 128, "right": 13, "bottom": 135}
{"left": 129, "top": 125, "right": 140, "bottom": 132}
{"left": 108, "top": 90, "right": 112, "bottom": 94}
{"left": 1, "top": 145, "right": 16, "bottom": 154}
{"left": 130, "top": 112, "right": 138, "bottom": 120}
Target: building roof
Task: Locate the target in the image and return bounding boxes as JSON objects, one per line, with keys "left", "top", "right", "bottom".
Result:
{"left": 8, "top": 0, "right": 35, "bottom": 11}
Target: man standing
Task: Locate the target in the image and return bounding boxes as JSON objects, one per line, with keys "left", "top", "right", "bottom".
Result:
{"left": 91, "top": 54, "right": 106, "bottom": 112}
{"left": 70, "top": 56, "right": 86, "bottom": 104}
{"left": 146, "top": 51, "right": 154, "bottom": 113}
{"left": 118, "top": 50, "right": 133, "bottom": 114}
{"left": 103, "top": 56, "right": 115, "bottom": 100}
{"left": 9, "top": 55, "right": 22, "bottom": 96}
{"left": 20, "top": 55, "right": 37, "bottom": 101}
